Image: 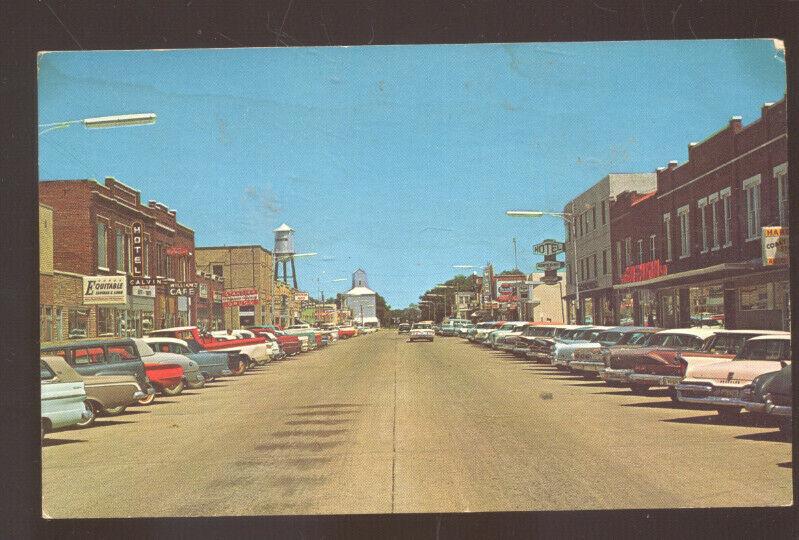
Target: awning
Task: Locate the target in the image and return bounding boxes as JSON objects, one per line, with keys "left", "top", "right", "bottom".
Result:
{"left": 612, "top": 261, "right": 779, "bottom": 290}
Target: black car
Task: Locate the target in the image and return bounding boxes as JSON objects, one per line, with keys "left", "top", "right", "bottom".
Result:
{"left": 398, "top": 323, "right": 411, "bottom": 334}
{"left": 742, "top": 363, "right": 792, "bottom": 439}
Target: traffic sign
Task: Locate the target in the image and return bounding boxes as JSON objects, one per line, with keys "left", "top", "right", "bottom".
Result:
{"left": 536, "top": 260, "right": 565, "bottom": 271}
{"left": 533, "top": 239, "right": 566, "bottom": 256}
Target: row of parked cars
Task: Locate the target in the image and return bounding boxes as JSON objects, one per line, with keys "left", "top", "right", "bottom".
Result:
{"left": 40, "top": 322, "right": 368, "bottom": 439}
{"left": 459, "top": 320, "right": 792, "bottom": 439}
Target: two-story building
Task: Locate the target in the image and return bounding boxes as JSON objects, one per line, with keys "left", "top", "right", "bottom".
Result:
{"left": 563, "top": 172, "right": 658, "bottom": 324}
{"left": 611, "top": 97, "right": 788, "bottom": 330}
{"left": 39, "top": 177, "right": 197, "bottom": 339}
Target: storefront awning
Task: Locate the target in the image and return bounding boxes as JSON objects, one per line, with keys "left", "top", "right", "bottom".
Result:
{"left": 612, "top": 262, "right": 775, "bottom": 290}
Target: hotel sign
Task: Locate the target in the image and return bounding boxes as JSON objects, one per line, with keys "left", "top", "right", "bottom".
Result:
{"left": 132, "top": 222, "right": 144, "bottom": 276}
{"left": 83, "top": 275, "right": 127, "bottom": 305}
{"left": 762, "top": 227, "right": 789, "bottom": 266}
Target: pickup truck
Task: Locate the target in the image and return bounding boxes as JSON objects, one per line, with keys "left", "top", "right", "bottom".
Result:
{"left": 147, "top": 326, "right": 270, "bottom": 374}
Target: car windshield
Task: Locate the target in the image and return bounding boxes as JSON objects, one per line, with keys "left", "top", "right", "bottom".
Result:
{"left": 413, "top": 324, "right": 431, "bottom": 330}
{"left": 737, "top": 339, "right": 790, "bottom": 361}
{"left": 500, "top": 324, "right": 516, "bottom": 331}
{"left": 622, "top": 332, "right": 650, "bottom": 345}
{"left": 704, "top": 334, "right": 752, "bottom": 355}
{"left": 597, "top": 331, "right": 623, "bottom": 344}
{"left": 647, "top": 334, "right": 671, "bottom": 347}
{"left": 588, "top": 331, "right": 603, "bottom": 342}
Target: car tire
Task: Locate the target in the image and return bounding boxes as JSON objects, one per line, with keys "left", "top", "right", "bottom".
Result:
{"left": 667, "top": 387, "right": 679, "bottom": 402}
{"left": 136, "top": 392, "right": 156, "bottom": 406}
{"left": 187, "top": 377, "right": 206, "bottom": 390}
{"left": 230, "top": 357, "right": 248, "bottom": 376}
{"left": 161, "top": 380, "right": 185, "bottom": 396}
{"left": 716, "top": 407, "right": 741, "bottom": 422}
{"left": 629, "top": 384, "right": 650, "bottom": 395}
{"left": 41, "top": 419, "right": 49, "bottom": 441}
{"left": 76, "top": 400, "right": 99, "bottom": 428}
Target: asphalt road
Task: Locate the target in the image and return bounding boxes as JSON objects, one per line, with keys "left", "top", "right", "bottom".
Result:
{"left": 42, "top": 332, "right": 792, "bottom": 517}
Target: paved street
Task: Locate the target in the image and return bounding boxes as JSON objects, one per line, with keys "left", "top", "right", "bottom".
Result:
{"left": 43, "top": 332, "right": 792, "bottom": 517}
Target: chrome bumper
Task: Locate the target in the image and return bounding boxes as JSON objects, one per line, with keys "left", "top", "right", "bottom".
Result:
{"left": 741, "top": 400, "right": 768, "bottom": 414}
{"left": 675, "top": 383, "right": 747, "bottom": 407}
{"left": 766, "top": 401, "right": 792, "bottom": 417}
{"left": 601, "top": 368, "right": 633, "bottom": 383}
{"left": 132, "top": 391, "right": 146, "bottom": 400}
{"left": 628, "top": 373, "right": 683, "bottom": 387}
{"left": 512, "top": 347, "right": 529, "bottom": 356}
{"left": 570, "top": 361, "right": 605, "bottom": 372}
{"left": 80, "top": 403, "right": 93, "bottom": 420}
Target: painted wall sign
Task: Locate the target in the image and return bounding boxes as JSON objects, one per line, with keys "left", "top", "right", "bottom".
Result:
{"left": 166, "top": 246, "right": 191, "bottom": 257}
{"left": 620, "top": 259, "right": 668, "bottom": 284}
{"left": 83, "top": 275, "right": 127, "bottom": 305}
{"left": 132, "top": 221, "right": 143, "bottom": 276}
{"left": 762, "top": 226, "right": 789, "bottom": 266}
{"left": 222, "top": 288, "right": 260, "bottom": 307}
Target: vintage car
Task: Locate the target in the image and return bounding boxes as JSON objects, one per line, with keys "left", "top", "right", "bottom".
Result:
{"left": 41, "top": 338, "right": 156, "bottom": 403}
{"left": 143, "top": 336, "right": 233, "bottom": 380}
{"left": 741, "top": 363, "right": 792, "bottom": 437}
{"left": 438, "top": 323, "right": 459, "bottom": 337}
{"left": 249, "top": 325, "right": 304, "bottom": 355}
{"left": 469, "top": 321, "right": 501, "bottom": 343}
{"left": 284, "top": 324, "right": 321, "bottom": 350}
{"left": 41, "top": 356, "right": 92, "bottom": 438}
{"left": 457, "top": 323, "right": 475, "bottom": 338}
{"left": 398, "top": 323, "right": 411, "bottom": 334}
{"left": 626, "top": 329, "right": 785, "bottom": 394}
{"left": 495, "top": 323, "right": 533, "bottom": 351}
{"left": 601, "top": 327, "right": 717, "bottom": 391}
{"left": 510, "top": 324, "right": 563, "bottom": 357}
{"left": 486, "top": 322, "right": 529, "bottom": 349}
{"left": 133, "top": 338, "right": 204, "bottom": 394}
{"left": 148, "top": 326, "right": 271, "bottom": 371}
{"left": 43, "top": 354, "right": 145, "bottom": 428}
{"left": 337, "top": 325, "right": 358, "bottom": 339}
{"left": 525, "top": 326, "right": 590, "bottom": 363}
{"left": 552, "top": 326, "right": 613, "bottom": 369}
{"left": 570, "top": 327, "right": 660, "bottom": 377}
{"left": 409, "top": 322, "right": 434, "bottom": 342}
{"left": 676, "top": 334, "right": 791, "bottom": 421}
{"left": 211, "top": 329, "right": 283, "bottom": 362}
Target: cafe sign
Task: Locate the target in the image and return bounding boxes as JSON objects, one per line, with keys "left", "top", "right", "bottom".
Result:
{"left": 83, "top": 275, "right": 127, "bottom": 305}
{"left": 167, "top": 282, "right": 198, "bottom": 297}
{"left": 762, "top": 226, "right": 789, "bottom": 266}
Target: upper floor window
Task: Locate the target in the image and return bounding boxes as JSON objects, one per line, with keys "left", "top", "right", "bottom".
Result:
{"left": 708, "top": 193, "right": 720, "bottom": 250}
{"left": 592, "top": 253, "right": 597, "bottom": 278}
{"left": 649, "top": 234, "right": 657, "bottom": 261}
{"left": 96, "top": 221, "right": 108, "bottom": 269}
{"left": 697, "top": 197, "right": 708, "bottom": 253}
{"left": 677, "top": 205, "right": 690, "bottom": 258}
{"left": 774, "top": 163, "right": 788, "bottom": 227}
{"left": 615, "top": 241, "right": 622, "bottom": 278}
{"left": 212, "top": 264, "right": 224, "bottom": 277}
{"left": 624, "top": 237, "right": 631, "bottom": 269}
{"left": 591, "top": 206, "right": 597, "bottom": 229}
{"left": 743, "top": 175, "right": 761, "bottom": 240}
{"left": 663, "top": 213, "right": 673, "bottom": 262}
{"left": 720, "top": 188, "right": 732, "bottom": 247}
{"left": 637, "top": 239, "right": 644, "bottom": 264}
{"left": 601, "top": 200, "right": 607, "bottom": 225}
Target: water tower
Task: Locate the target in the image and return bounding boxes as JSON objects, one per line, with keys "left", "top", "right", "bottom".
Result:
{"left": 274, "top": 223, "right": 298, "bottom": 289}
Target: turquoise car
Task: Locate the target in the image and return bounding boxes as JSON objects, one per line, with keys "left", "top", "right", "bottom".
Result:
{"left": 41, "top": 356, "right": 91, "bottom": 439}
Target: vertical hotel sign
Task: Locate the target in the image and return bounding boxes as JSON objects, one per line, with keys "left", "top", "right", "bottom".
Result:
{"left": 132, "top": 221, "right": 143, "bottom": 276}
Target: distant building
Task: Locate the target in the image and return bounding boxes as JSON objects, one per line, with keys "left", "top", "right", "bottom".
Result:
{"left": 528, "top": 272, "right": 567, "bottom": 323}
{"left": 343, "top": 269, "right": 379, "bottom": 327}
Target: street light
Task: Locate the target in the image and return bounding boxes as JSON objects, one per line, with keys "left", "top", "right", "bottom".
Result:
{"left": 39, "top": 113, "right": 157, "bottom": 135}
{"left": 506, "top": 203, "right": 581, "bottom": 323}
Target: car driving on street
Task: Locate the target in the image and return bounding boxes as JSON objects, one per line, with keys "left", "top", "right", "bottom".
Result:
{"left": 409, "top": 322, "right": 434, "bottom": 342}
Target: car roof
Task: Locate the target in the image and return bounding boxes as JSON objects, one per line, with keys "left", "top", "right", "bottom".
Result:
{"left": 41, "top": 337, "right": 136, "bottom": 349}
{"left": 747, "top": 333, "right": 791, "bottom": 341}
{"left": 603, "top": 326, "right": 657, "bottom": 333}
{"left": 714, "top": 329, "right": 788, "bottom": 335}
{"left": 654, "top": 327, "right": 718, "bottom": 338}
{"left": 143, "top": 336, "right": 188, "bottom": 345}
{"left": 152, "top": 326, "right": 196, "bottom": 332}
{"left": 41, "top": 355, "right": 83, "bottom": 382}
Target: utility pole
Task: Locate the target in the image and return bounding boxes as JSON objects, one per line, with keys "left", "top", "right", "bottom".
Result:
{"left": 513, "top": 237, "right": 518, "bottom": 270}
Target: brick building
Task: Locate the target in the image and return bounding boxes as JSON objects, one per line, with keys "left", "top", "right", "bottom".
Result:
{"left": 195, "top": 270, "right": 225, "bottom": 331}
{"left": 39, "top": 177, "right": 197, "bottom": 339}
{"left": 611, "top": 97, "right": 789, "bottom": 330}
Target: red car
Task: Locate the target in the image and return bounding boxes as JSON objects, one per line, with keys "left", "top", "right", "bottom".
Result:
{"left": 139, "top": 363, "right": 184, "bottom": 404}
{"left": 337, "top": 326, "right": 358, "bottom": 339}
{"left": 248, "top": 326, "right": 302, "bottom": 356}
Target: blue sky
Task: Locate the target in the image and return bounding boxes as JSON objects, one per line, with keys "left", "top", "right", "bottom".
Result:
{"left": 38, "top": 40, "right": 786, "bottom": 307}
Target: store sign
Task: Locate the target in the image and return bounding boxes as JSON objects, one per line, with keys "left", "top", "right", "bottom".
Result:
{"left": 130, "top": 277, "right": 169, "bottom": 286}
{"left": 198, "top": 283, "right": 209, "bottom": 299}
{"left": 762, "top": 227, "right": 789, "bottom": 266}
{"left": 222, "top": 288, "right": 260, "bottom": 307}
{"left": 83, "top": 275, "right": 127, "bottom": 305}
{"left": 168, "top": 282, "right": 198, "bottom": 296}
{"left": 132, "top": 221, "right": 144, "bottom": 277}
{"left": 533, "top": 239, "right": 566, "bottom": 256}
{"left": 132, "top": 285, "right": 156, "bottom": 298}
{"left": 620, "top": 259, "right": 668, "bottom": 284}
{"left": 166, "top": 246, "right": 191, "bottom": 257}
{"left": 294, "top": 292, "right": 310, "bottom": 302}
{"left": 536, "top": 260, "right": 565, "bottom": 271}
{"left": 239, "top": 306, "right": 255, "bottom": 316}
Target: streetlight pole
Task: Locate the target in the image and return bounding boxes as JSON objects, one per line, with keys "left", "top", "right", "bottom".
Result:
{"left": 39, "top": 113, "right": 157, "bottom": 135}
{"left": 505, "top": 206, "right": 581, "bottom": 323}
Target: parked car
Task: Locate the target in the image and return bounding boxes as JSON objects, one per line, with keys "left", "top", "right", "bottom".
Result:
{"left": 284, "top": 324, "right": 321, "bottom": 350}
{"left": 741, "top": 363, "right": 792, "bottom": 438}
{"left": 409, "top": 322, "right": 434, "bottom": 342}
{"left": 552, "top": 326, "right": 613, "bottom": 369}
{"left": 248, "top": 326, "right": 302, "bottom": 356}
{"left": 676, "top": 334, "right": 791, "bottom": 422}
{"left": 469, "top": 321, "right": 502, "bottom": 343}
{"left": 148, "top": 326, "right": 270, "bottom": 372}
{"left": 143, "top": 337, "right": 233, "bottom": 380}
{"left": 41, "top": 338, "right": 156, "bottom": 404}
{"left": 495, "top": 323, "right": 532, "bottom": 351}
{"left": 600, "top": 328, "right": 718, "bottom": 392}
{"left": 486, "top": 322, "right": 529, "bottom": 349}
{"left": 398, "top": 323, "right": 411, "bottom": 334}
{"left": 132, "top": 338, "right": 204, "bottom": 395}
{"left": 40, "top": 356, "right": 92, "bottom": 438}
{"left": 570, "top": 327, "right": 660, "bottom": 378}
{"left": 627, "top": 329, "right": 785, "bottom": 394}
{"left": 438, "top": 323, "right": 458, "bottom": 337}
{"left": 457, "top": 323, "right": 475, "bottom": 338}
{"left": 337, "top": 325, "right": 358, "bottom": 339}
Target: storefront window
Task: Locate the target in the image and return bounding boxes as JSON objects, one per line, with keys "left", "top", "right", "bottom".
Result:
{"left": 68, "top": 308, "right": 89, "bottom": 339}
{"left": 739, "top": 284, "right": 772, "bottom": 311}
{"left": 582, "top": 297, "right": 593, "bottom": 324}
{"left": 55, "top": 307, "right": 64, "bottom": 341}
{"left": 600, "top": 296, "right": 613, "bottom": 325}
{"left": 639, "top": 289, "right": 659, "bottom": 327}
{"left": 40, "top": 306, "right": 52, "bottom": 342}
{"left": 618, "top": 292, "right": 634, "bottom": 325}
{"left": 689, "top": 285, "right": 725, "bottom": 327}
{"left": 659, "top": 289, "right": 679, "bottom": 329}
{"left": 97, "top": 307, "right": 115, "bottom": 337}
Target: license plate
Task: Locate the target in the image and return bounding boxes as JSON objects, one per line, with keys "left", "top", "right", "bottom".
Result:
{"left": 714, "top": 387, "right": 740, "bottom": 399}
{"left": 661, "top": 376, "right": 681, "bottom": 386}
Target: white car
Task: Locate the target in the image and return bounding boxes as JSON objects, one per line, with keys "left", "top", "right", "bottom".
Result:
{"left": 409, "top": 322, "right": 434, "bottom": 342}
{"left": 40, "top": 356, "right": 92, "bottom": 438}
